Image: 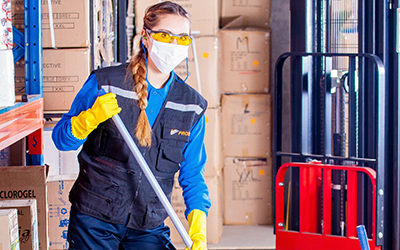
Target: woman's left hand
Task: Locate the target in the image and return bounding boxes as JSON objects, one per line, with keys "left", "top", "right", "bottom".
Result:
{"left": 185, "top": 209, "right": 207, "bottom": 250}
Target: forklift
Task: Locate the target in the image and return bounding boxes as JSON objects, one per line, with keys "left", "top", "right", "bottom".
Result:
{"left": 273, "top": 0, "right": 400, "bottom": 249}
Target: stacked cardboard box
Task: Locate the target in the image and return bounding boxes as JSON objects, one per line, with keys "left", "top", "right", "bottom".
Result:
{"left": 221, "top": 94, "right": 272, "bottom": 158}
{"left": 220, "top": 0, "right": 272, "bottom": 28}
{"left": 219, "top": 0, "right": 273, "bottom": 227}
{"left": 0, "top": 199, "right": 39, "bottom": 250}
{"left": 11, "top": 0, "right": 90, "bottom": 48}
{"left": 46, "top": 175, "right": 77, "bottom": 250}
{"left": 12, "top": 0, "right": 91, "bottom": 112}
{"left": 223, "top": 157, "right": 273, "bottom": 225}
{"left": 0, "top": 166, "right": 48, "bottom": 250}
{"left": 220, "top": 27, "right": 271, "bottom": 94}
{"left": 43, "top": 126, "right": 80, "bottom": 177}
{"left": 221, "top": 94, "right": 273, "bottom": 225}
{"left": 175, "top": 36, "right": 220, "bottom": 109}
{"left": 0, "top": 209, "right": 20, "bottom": 250}
{"left": 14, "top": 49, "right": 91, "bottom": 112}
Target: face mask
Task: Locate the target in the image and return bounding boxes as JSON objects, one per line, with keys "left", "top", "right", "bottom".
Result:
{"left": 149, "top": 39, "right": 189, "bottom": 74}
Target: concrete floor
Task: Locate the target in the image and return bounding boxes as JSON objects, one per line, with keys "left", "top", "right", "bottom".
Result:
{"left": 176, "top": 225, "right": 276, "bottom": 250}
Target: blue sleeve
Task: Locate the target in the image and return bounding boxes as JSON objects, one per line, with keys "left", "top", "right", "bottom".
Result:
{"left": 178, "top": 114, "right": 211, "bottom": 218}
{"left": 51, "top": 74, "right": 99, "bottom": 151}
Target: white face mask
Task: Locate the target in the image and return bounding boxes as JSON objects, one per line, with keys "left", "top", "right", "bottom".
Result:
{"left": 149, "top": 39, "right": 189, "bottom": 74}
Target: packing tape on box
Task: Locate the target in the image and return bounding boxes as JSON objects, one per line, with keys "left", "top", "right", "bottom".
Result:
{"left": 0, "top": 50, "right": 15, "bottom": 107}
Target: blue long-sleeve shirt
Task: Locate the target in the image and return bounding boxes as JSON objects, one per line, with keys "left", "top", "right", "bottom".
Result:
{"left": 52, "top": 71, "right": 211, "bottom": 218}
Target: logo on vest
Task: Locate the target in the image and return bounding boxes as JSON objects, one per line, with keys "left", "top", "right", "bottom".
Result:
{"left": 170, "top": 129, "right": 190, "bottom": 137}
{"left": 170, "top": 129, "right": 179, "bottom": 135}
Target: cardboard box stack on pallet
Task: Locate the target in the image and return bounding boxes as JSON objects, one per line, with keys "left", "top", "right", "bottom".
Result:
{"left": 220, "top": 0, "right": 273, "bottom": 227}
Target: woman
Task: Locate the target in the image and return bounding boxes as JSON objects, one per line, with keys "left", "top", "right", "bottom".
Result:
{"left": 52, "top": 2, "right": 211, "bottom": 249}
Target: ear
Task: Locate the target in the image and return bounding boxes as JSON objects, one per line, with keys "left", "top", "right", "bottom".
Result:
{"left": 141, "top": 29, "right": 148, "bottom": 45}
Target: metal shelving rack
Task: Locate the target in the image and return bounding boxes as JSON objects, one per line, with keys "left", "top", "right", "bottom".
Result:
{"left": 0, "top": 0, "right": 43, "bottom": 165}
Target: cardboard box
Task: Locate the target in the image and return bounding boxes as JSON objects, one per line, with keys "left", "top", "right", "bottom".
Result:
{"left": 0, "top": 166, "right": 48, "bottom": 250}
{"left": 9, "top": 138, "right": 26, "bottom": 166}
{"left": 135, "top": 0, "right": 219, "bottom": 36}
{"left": 164, "top": 175, "right": 222, "bottom": 245}
{"left": 15, "top": 48, "right": 91, "bottom": 112}
{"left": 44, "top": 127, "right": 80, "bottom": 177}
{"left": 11, "top": 0, "right": 90, "bottom": 48}
{"left": 204, "top": 108, "right": 223, "bottom": 177}
{"left": 1, "top": 0, "right": 13, "bottom": 50}
{"left": 47, "top": 175, "right": 77, "bottom": 250}
{"left": 221, "top": 94, "right": 272, "bottom": 158}
{"left": 175, "top": 36, "right": 220, "bottom": 108}
{"left": 220, "top": 28, "right": 271, "bottom": 94}
{"left": 0, "top": 209, "right": 20, "bottom": 250}
{"left": 223, "top": 157, "right": 273, "bottom": 225}
{"left": 0, "top": 199, "right": 39, "bottom": 250}
{"left": 221, "top": 0, "right": 271, "bottom": 28}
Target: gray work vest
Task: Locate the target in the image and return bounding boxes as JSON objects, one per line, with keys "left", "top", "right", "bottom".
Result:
{"left": 69, "top": 63, "right": 207, "bottom": 230}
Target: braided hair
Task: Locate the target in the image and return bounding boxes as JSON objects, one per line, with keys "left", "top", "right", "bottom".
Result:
{"left": 127, "top": 1, "right": 190, "bottom": 147}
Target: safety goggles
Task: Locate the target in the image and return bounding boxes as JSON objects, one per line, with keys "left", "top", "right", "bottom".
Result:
{"left": 146, "top": 29, "right": 193, "bottom": 46}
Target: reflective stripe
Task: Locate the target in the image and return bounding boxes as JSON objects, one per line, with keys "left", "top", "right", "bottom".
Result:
{"left": 165, "top": 101, "right": 203, "bottom": 115}
{"left": 101, "top": 85, "right": 138, "bottom": 100}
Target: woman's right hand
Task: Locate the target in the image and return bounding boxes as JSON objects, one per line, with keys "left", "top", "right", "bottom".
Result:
{"left": 71, "top": 93, "right": 121, "bottom": 140}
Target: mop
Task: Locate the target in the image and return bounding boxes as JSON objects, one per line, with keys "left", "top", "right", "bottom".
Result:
{"left": 98, "top": 88, "right": 193, "bottom": 249}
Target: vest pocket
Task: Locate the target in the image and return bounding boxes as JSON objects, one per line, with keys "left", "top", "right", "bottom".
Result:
{"left": 70, "top": 169, "right": 122, "bottom": 218}
{"left": 142, "top": 202, "right": 168, "bottom": 229}
{"left": 156, "top": 145, "right": 183, "bottom": 174}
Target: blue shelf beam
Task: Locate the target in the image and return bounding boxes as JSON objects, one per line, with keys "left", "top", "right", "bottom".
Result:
{"left": 24, "top": 0, "right": 43, "bottom": 97}
{"left": 25, "top": 0, "right": 43, "bottom": 166}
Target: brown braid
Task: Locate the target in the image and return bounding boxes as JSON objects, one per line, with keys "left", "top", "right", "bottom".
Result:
{"left": 127, "top": 1, "right": 191, "bottom": 147}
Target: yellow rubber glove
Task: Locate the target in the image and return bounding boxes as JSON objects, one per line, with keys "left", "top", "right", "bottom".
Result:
{"left": 71, "top": 93, "right": 121, "bottom": 139}
{"left": 185, "top": 209, "right": 207, "bottom": 250}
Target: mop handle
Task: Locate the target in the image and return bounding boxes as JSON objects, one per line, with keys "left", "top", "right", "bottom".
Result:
{"left": 356, "top": 225, "right": 370, "bottom": 250}
{"left": 97, "top": 89, "right": 193, "bottom": 249}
